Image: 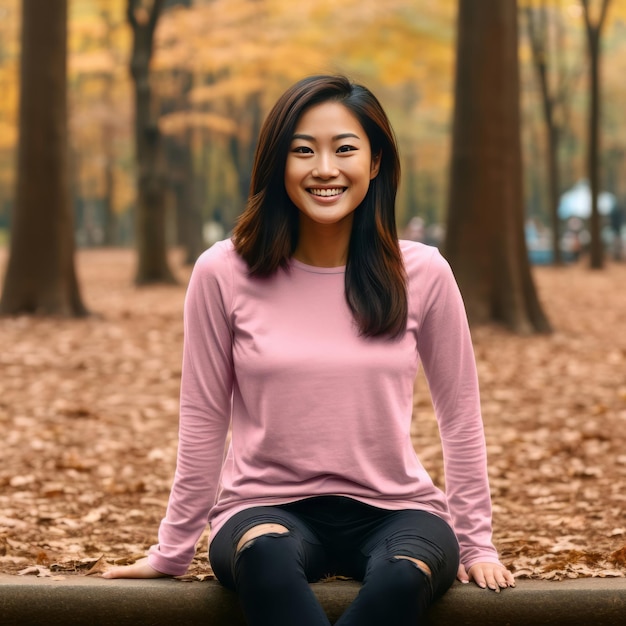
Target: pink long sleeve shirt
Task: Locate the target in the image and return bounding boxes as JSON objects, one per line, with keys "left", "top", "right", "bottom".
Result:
{"left": 147, "top": 238, "right": 501, "bottom": 575}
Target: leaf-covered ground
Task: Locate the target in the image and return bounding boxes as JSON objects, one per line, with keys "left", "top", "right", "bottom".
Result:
{"left": 1, "top": 248, "right": 625, "bottom": 580}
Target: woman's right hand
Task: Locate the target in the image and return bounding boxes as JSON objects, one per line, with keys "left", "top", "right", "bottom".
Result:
{"left": 101, "top": 557, "right": 168, "bottom": 579}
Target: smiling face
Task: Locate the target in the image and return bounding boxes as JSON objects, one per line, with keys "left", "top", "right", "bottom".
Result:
{"left": 284, "top": 101, "right": 380, "bottom": 232}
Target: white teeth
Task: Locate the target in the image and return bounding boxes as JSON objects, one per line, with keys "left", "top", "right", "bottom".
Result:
{"left": 309, "top": 188, "right": 344, "bottom": 197}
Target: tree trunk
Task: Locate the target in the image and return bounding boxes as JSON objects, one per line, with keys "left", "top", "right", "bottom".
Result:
{"left": 101, "top": 7, "right": 117, "bottom": 247}
{"left": 525, "top": 5, "right": 563, "bottom": 265}
{"left": 0, "top": 0, "right": 87, "bottom": 317}
{"left": 163, "top": 67, "right": 204, "bottom": 265}
{"left": 128, "top": 0, "right": 175, "bottom": 284}
{"left": 445, "top": 0, "right": 550, "bottom": 334}
{"left": 181, "top": 134, "right": 205, "bottom": 265}
{"left": 582, "top": 0, "right": 611, "bottom": 270}
{"left": 102, "top": 156, "right": 117, "bottom": 246}
{"left": 229, "top": 92, "right": 263, "bottom": 205}
{"left": 167, "top": 131, "right": 204, "bottom": 265}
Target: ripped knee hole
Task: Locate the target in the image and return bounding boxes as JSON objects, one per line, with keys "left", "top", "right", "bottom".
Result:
{"left": 393, "top": 555, "right": 432, "bottom": 577}
{"left": 236, "top": 523, "right": 289, "bottom": 553}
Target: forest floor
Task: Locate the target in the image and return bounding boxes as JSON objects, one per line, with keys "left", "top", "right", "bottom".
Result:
{"left": 1, "top": 247, "right": 625, "bottom": 581}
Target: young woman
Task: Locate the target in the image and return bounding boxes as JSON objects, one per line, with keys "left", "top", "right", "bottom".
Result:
{"left": 104, "top": 75, "right": 515, "bottom": 624}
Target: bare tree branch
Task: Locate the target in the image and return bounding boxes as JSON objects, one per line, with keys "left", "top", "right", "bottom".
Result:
{"left": 148, "top": 0, "right": 165, "bottom": 38}
{"left": 581, "top": 0, "right": 612, "bottom": 35}
{"left": 127, "top": 0, "right": 138, "bottom": 30}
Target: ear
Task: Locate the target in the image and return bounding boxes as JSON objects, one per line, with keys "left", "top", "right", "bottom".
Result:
{"left": 370, "top": 151, "right": 381, "bottom": 180}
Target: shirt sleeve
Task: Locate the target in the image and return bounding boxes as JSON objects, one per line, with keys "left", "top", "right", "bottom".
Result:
{"left": 147, "top": 242, "right": 234, "bottom": 576}
{"left": 415, "top": 248, "right": 501, "bottom": 570}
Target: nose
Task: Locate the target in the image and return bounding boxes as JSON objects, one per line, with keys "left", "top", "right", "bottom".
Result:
{"left": 312, "top": 152, "right": 339, "bottom": 179}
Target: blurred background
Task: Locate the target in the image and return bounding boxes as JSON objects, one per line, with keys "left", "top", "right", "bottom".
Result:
{"left": 0, "top": 0, "right": 624, "bottom": 261}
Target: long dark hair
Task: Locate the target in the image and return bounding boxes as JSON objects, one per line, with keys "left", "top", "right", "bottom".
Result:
{"left": 232, "top": 75, "right": 407, "bottom": 338}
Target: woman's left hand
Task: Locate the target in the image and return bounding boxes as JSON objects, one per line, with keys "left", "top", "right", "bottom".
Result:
{"left": 457, "top": 562, "right": 515, "bottom": 592}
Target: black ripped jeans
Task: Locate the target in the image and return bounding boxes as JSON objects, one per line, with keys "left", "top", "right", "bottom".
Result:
{"left": 209, "top": 496, "right": 460, "bottom": 626}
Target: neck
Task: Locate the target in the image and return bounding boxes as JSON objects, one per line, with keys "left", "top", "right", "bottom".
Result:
{"left": 293, "top": 215, "right": 353, "bottom": 267}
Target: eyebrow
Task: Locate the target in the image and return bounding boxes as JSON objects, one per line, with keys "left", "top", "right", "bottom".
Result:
{"left": 291, "top": 132, "right": 361, "bottom": 142}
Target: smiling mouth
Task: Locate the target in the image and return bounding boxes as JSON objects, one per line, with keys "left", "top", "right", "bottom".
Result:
{"left": 308, "top": 187, "right": 346, "bottom": 197}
